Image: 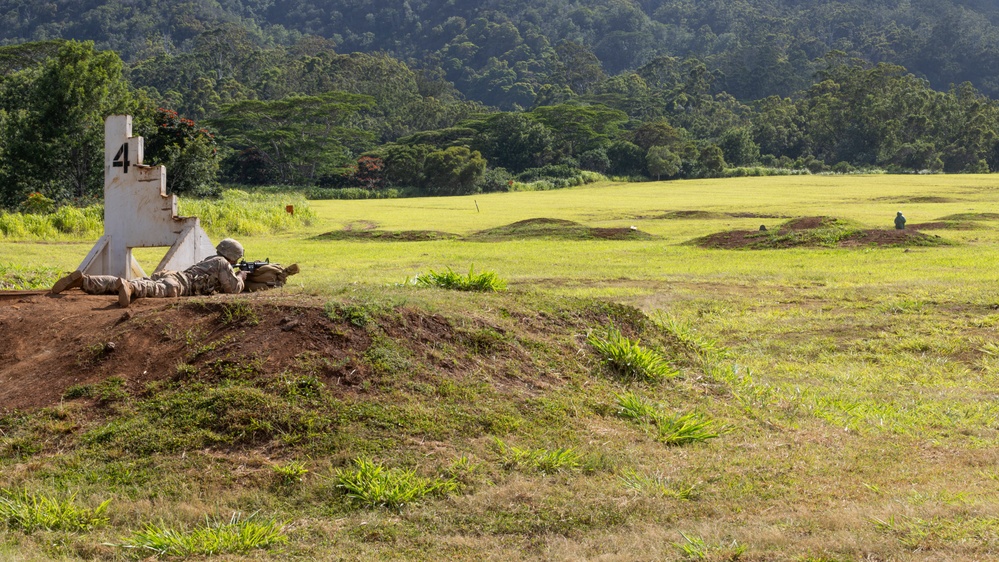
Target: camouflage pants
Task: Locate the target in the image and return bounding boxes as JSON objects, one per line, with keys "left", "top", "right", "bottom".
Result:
{"left": 82, "top": 271, "right": 199, "bottom": 298}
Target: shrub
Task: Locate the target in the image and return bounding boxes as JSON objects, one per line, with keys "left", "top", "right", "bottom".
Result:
{"left": 515, "top": 164, "right": 580, "bottom": 182}
{"left": 305, "top": 187, "right": 401, "bottom": 200}
{"left": 477, "top": 167, "right": 514, "bottom": 193}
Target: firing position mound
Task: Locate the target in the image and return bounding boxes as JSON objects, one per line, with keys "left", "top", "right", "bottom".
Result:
{"left": 689, "top": 216, "right": 950, "bottom": 249}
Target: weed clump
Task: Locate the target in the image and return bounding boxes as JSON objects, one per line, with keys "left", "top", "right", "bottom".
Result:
{"left": 219, "top": 300, "right": 260, "bottom": 326}
{"left": 615, "top": 392, "right": 721, "bottom": 446}
{"left": 412, "top": 265, "right": 507, "bottom": 292}
{"left": 619, "top": 469, "right": 698, "bottom": 500}
{"left": 588, "top": 326, "right": 678, "bottom": 381}
{"left": 0, "top": 488, "right": 111, "bottom": 533}
{"left": 272, "top": 461, "right": 309, "bottom": 486}
{"left": 119, "top": 513, "right": 288, "bottom": 556}
{"left": 492, "top": 438, "right": 582, "bottom": 475}
{"left": 335, "top": 458, "right": 458, "bottom": 509}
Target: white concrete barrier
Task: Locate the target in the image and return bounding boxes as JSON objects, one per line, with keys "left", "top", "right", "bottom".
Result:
{"left": 77, "top": 115, "right": 216, "bottom": 279}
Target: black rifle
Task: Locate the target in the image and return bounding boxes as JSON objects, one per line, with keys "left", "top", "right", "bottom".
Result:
{"left": 236, "top": 258, "right": 270, "bottom": 273}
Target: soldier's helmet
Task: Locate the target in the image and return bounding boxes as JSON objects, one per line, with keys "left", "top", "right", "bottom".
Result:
{"left": 216, "top": 238, "right": 244, "bottom": 262}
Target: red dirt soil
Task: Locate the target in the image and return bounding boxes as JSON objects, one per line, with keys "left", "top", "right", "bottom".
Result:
{"left": 0, "top": 289, "right": 581, "bottom": 414}
{"left": 0, "top": 292, "right": 372, "bottom": 411}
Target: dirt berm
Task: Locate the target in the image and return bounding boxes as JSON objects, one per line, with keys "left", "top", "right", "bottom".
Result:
{"left": 0, "top": 290, "right": 645, "bottom": 413}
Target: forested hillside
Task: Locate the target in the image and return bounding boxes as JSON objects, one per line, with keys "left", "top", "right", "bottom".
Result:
{"left": 2, "top": 0, "right": 999, "bottom": 211}
{"left": 3, "top": 0, "right": 999, "bottom": 101}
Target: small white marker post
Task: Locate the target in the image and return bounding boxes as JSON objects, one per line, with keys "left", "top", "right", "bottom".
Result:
{"left": 76, "top": 115, "right": 216, "bottom": 279}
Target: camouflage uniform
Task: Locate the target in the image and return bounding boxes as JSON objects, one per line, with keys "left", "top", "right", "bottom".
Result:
{"left": 80, "top": 255, "right": 244, "bottom": 298}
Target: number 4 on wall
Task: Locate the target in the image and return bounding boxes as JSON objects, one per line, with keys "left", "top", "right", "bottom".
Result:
{"left": 112, "top": 143, "right": 130, "bottom": 174}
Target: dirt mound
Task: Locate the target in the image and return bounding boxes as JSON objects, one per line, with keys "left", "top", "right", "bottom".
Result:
{"left": 729, "top": 212, "right": 787, "bottom": 219}
{"left": 780, "top": 216, "right": 837, "bottom": 230}
{"left": 875, "top": 196, "right": 954, "bottom": 204}
{"left": 907, "top": 221, "right": 979, "bottom": 230}
{"left": 655, "top": 210, "right": 727, "bottom": 220}
{"left": 313, "top": 230, "right": 459, "bottom": 241}
{"left": 468, "top": 218, "right": 654, "bottom": 241}
{"left": 0, "top": 290, "right": 639, "bottom": 413}
{"left": 0, "top": 293, "right": 367, "bottom": 411}
{"left": 645, "top": 210, "right": 785, "bottom": 220}
{"left": 690, "top": 216, "right": 949, "bottom": 249}
{"left": 937, "top": 212, "right": 999, "bottom": 221}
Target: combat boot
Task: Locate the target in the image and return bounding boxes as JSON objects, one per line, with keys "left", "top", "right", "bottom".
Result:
{"left": 115, "top": 279, "right": 132, "bottom": 308}
{"left": 50, "top": 270, "right": 84, "bottom": 294}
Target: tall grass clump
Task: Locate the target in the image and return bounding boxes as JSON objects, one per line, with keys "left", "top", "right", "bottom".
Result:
{"left": 615, "top": 392, "right": 721, "bottom": 446}
{"left": 491, "top": 438, "right": 582, "bottom": 474}
{"left": 651, "top": 312, "right": 725, "bottom": 360}
{"left": 413, "top": 265, "right": 507, "bottom": 292}
{"left": 0, "top": 488, "right": 111, "bottom": 533}
{"left": 120, "top": 513, "right": 288, "bottom": 556}
{"left": 272, "top": 461, "right": 309, "bottom": 486}
{"left": 0, "top": 205, "right": 103, "bottom": 240}
{"left": 619, "top": 469, "right": 698, "bottom": 500}
{"left": 588, "top": 326, "right": 678, "bottom": 381}
{"left": 178, "top": 189, "right": 316, "bottom": 237}
{"left": 335, "top": 458, "right": 458, "bottom": 509}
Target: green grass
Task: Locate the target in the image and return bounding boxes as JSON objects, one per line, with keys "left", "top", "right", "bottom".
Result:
{"left": 178, "top": 188, "right": 316, "bottom": 237}
{"left": 0, "top": 205, "right": 103, "bottom": 240}
{"left": 7, "top": 174, "right": 999, "bottom": 559}
{"left": 0, "top": 261, "right": 62, "bottom": 290}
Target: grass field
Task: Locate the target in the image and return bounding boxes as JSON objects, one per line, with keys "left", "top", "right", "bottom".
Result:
{"left": 3, "top": 174, "right": 999, "bottom": 560}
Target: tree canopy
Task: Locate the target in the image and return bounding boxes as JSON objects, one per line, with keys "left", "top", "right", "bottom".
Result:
{"left": 4, "top": 0, "right": 999, "bottom": 208}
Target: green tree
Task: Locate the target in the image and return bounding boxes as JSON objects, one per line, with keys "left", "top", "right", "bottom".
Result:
{"left": 422, "top": 146, "right": 487, "bottom": 196}
{"left": 381, "top": 143, "right": 433, "bottom": 188}
{"left": 471, "top": 112, "right": 554, "bottom": 173}
{"left": 140, "top": 108, "right": 221, "bottom": 196}
{"left": 646, "top": 146, "right": 681, "bottom": 180}
{"left": 213, "top": 92, "right": 375, "bottom": 185}
{"left": 751, "top": 96, "right": 808, "bottom": 160}
{"left": 718, "top": 127, "right": 761, "bottom": 167}
{"left": 631, "top": 119, "right": 684, "bottom": 151}
{"left": 696, "top": 144, "right": 727, "bottom": 177}
{"left": 0, "top": 41, "right": 136, "bottom": 207}
{"left": 552, "top": 41, "right": 605, "bottom": 95}
{"left": 606, "top": 140, "right": 646, "bottom": 177}
{"left": 529, "top": 103, "right": 628, "bottom": 158}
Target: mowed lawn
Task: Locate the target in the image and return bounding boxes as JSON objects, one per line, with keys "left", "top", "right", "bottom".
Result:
{"left": 4, "top": 173, "right": 999, "bottom": 558}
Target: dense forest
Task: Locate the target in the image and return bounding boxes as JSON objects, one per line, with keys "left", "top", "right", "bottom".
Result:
{"left": 2, "top": 0, "right": 999, "bottom": 209}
